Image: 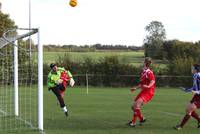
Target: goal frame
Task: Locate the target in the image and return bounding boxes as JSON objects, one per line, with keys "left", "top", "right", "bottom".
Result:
{"left": 0, "top": 28, "right": 43, "bottom": 131}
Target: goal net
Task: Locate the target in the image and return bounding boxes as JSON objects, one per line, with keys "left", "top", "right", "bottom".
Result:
{"left": 0, "top": 28, "right": 43, "bottom": 132}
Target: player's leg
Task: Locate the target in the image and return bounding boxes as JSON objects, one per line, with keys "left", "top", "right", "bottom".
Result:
{"left": 51, "top": 85, "right": 68, "bottom": 116}
{"left": 59, "top": 84, "right": 67, "bottom": 115}
{"left": 190, "top": 94, "right": 200, "bottom": 128}
{"left": 60, "top": 90, "right": 65, "bottom": 98}
{"left": 134, "top": 98, "right": 146, "bottom": 125}
{"left": 51, "top": 86, "right": 65, "bottom": 107}
{"left": 174, "top": 103, "right": 197, "bottom": 130}
{"left": 191, "top": 110, "right": 200, "bottom": 128}
{"left": 57, "top": 90, "right": 65, "bottom": 105}
{"left": 128, "top": 97, "right": 144, "bottom": 127}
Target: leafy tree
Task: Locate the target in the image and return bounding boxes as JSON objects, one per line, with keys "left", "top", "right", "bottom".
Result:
{"left": 0, "top": 11, "right": 36, "bottom": 84}
{"left": 163, "top": 40, "right": 200, "bottom": 61}
{"left": 0, "top": 11, "right": 17, "bottom": 37}
{"left": 144, "top": 21, "right": 166, "bottom": 59}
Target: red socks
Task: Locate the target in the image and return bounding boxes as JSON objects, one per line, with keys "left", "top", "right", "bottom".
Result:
{"left": 132, "top": 114, "right": 137, "bottom": 124}
{"left": 132, "top": 108, "right": 144, "bottom": 123}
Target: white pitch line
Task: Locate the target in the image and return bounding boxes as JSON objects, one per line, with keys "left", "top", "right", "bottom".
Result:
{"left": 157, "top": 110, "right": 182, "bottom": 117}
{"left": 15, "top": 117, "right": 35, "bottom": 129}
{"left": 0, "top": 108, "right": 35, "bottom": 129}
{"left": 0, "top": 109, "right": 8, "bottom": 116}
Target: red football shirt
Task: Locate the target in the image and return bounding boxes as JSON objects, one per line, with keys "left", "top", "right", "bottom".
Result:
{"left": 140, "top": 68, "right": 155, "bottom": 95}
{"left": 60, "top": 71, "right": 71, "bottom": 88}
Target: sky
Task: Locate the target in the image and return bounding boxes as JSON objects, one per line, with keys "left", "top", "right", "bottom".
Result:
{"left": 1, "top": 0, "right": 200, "bottom": 46}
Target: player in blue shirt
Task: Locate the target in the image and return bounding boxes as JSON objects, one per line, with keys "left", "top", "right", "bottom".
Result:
{"left": 174, "top": 64, "right": 200, "bottom": 130}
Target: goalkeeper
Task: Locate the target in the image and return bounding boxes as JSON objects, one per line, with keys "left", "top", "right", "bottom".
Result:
{"left": 47, "top": 63, "right": 75, "bottom": 117}
{"left": 174, "top": 64, "right": 200, "bottom": 130}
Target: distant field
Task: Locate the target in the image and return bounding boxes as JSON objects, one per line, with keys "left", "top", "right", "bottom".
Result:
{"left": 42, "top": 51, "right": 145, "bottom": 65}
{"left": 41, "top": 51, "right": 168, "bottom": 67}
{"left": 2, "top": 87, "right": 200, "bottom": 134}
{"left": 32, "top": 51, "right": 168, "bottom": 68}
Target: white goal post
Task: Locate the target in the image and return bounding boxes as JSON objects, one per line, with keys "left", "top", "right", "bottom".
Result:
{"left": 0, "top": 28, "right": 43, "bottom": 131}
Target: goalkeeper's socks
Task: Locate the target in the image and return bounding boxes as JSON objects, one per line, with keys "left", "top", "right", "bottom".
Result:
{"left": 180, "top": 114, "right": 191, "bottom": 127}
{"left": 62, "top": 106, "right": 68, "bottom": 113}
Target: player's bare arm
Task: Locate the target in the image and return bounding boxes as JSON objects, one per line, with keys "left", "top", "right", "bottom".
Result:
{"left": 130, "top": 84, "right": 141, "bottom": 92}
{"left": 142, "top": 80, "right": 155, "bottom": 89}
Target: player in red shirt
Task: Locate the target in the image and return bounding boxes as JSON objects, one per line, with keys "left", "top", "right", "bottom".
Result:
{"left": 60, "top": 70, "right": 72, "bottom": 98}
{"left": 127, "top": 57, "right": 156, "bottom": 127}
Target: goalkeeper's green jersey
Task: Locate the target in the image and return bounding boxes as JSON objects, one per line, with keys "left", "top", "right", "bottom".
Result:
{"left": 47, "top": 67, "right": 72, "bottom": 88}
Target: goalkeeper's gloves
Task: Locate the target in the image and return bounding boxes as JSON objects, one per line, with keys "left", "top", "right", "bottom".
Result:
{"left": 70, "top": 78, "right": 75, "bottom": 87}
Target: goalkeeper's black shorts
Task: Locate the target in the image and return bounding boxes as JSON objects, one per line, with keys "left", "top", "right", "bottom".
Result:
{"left": 53, "top": 84, "right": 65, "bottom": 91}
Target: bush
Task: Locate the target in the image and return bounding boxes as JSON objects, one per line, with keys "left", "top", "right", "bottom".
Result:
{"left": 43, "top": 52, "right": 195, "bottom": 87}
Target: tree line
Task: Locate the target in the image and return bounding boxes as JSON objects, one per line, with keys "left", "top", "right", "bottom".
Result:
{"left": 43, "top": 44, "right": 143, "bottom": 52}
{"left": 42, "top": 54, "right": 191, "bottom": 87}
{"left": 144, "top": 21, "right": 200, "bottom": 62}
{"left": 144, "top": 21, "right": 200, "bottom": 77}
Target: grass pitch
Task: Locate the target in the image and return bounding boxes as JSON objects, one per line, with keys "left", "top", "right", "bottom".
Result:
{"left": 3, "top": 87, "right": 200, "bottom": 134}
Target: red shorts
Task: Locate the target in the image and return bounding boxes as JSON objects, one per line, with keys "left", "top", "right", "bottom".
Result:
{"left": 60, "top": 89, "right": 65, "bottom": 95}
{"left": 190, "top": 94, "right": 200, "bottom": 109}
{"left": 135, "top": 92, "right": 154, "bottom": 104}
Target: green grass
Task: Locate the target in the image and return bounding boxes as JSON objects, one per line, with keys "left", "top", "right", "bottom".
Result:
{"left": 33, "top": 51, "right": 168, "bottom": 68}
{"left": 42, "top": 51, "right": 144, "bottom": 65}
{"left": 41, "top": 51, "right": 167, "bottom": 67}
{"left": 0, "top": 85, "right": 38, "bottom": 132}
{"left": 2, "top": 87, "right": 200, "bottom": 134}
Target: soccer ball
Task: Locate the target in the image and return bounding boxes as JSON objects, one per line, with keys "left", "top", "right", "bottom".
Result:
{"left": 69, "top": 0, "right": 77, "bottom": 7}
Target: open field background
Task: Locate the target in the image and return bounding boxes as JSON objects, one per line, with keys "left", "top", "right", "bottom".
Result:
{"left": 42, "top": 51, "right": 144, "bottom": 65}
{"left": 40, "top": 51, "right": 167, "bottom": 68}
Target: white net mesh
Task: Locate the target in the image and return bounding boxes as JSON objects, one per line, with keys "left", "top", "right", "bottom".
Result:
{"left": 0, "top": 28, "right": 39, "bottom": 132}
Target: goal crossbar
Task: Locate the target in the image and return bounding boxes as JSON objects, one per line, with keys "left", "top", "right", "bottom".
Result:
{"left": 0, "top": 28, "right": 38, "bottom": 48}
